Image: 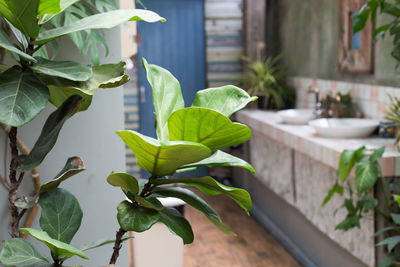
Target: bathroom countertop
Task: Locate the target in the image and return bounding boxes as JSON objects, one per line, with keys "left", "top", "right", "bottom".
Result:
{"left": 237, "top": 110, "right": 400, "bottom": 176}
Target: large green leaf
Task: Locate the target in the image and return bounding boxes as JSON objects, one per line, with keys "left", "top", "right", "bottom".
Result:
{"left": 31, "top": 57, "right": 93, "bottom": 81}
{"left": 335, "top": 214, "right": 361, "bottom": 231}
{"left": 379, "top": 252, "right": 400, "bottom": 267}
{"left": 321, "top": 182, "right": 343, "bottom": 207}
{"left": 0, "top": 66, "right": 49, "bottom": 127}
{"left": 0, "top": 238, "right": 48, "bottom": 266}
{"left": 377, "top": 236, "right": 400, "bottom": 252}
{"left": 107, "top": 172, "right": 139, "bottom": 195}
{"left": 192, "top": 85, "right": 257, "bottom": 117}
{"left": 40, "top": 156, "right": 85, "bottom": 193}
{"left": 117, "top": 200, "right": 160, "bottom": 232}
{"left": 370, "top": 147, "right": 385, "bottom": 162}
{"left": 38, "top": 188, "right": 83, "bottom": 244}
{"left": 35, "top": 9, "right": 166, "bottom": 45}
{"left": 168, "top": 107, "right": 252, "bottom": 150}
{"left": 39, "top": 0, "right": 80, "bottom": 24}
{"left": 135, "top": 196, "right": 163, "bottom": 211}
{"left": 0, "top": 30, "right": 36, "bottom": 62}
{"left": 117, "top": 130, "right": 211, "bottom": 176}
{"left": 38, "top": 0, "right": 61, "bottom": 16}
{"left": 19, "top": 95, "right": 84, "bottom": 171}
{"left": 355, "top": 159, "right": 379, "bottom": 194}
{"left": 181, "top": 150, "right": 255, "bottom": 174}
{"left": 79, "top": 236, "right": 133, "bottom": 252}
{"left": 159, "top": 207, "right": 194, "bottom": 244}
{"left": 152, "top": 176, "right": 252, "bottom": 215}
{"left": 19, "top": 228, "right": 88, "bottom": 260}
{"left": 142, "top": 58, "right": 184, "bottom": 140}
{"left": 0, "top": 0, "right": 40, "bottom": 37}
{"left": 153, "top": 187, "right": 235, "bottom": 235}
{"left": 338, "top": 147, "right": 366, "bottom": 183}
{"left": 45, "top": 62, "right": 129, "bottom": 111}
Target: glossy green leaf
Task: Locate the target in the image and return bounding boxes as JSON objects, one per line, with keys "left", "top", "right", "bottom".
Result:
{"left": 370, "top": 146, "right": 385, "bottom": 162}
{"left": 338, "top": 147, "right": 366, "bottom": 183}
{"left": 0, "top": 238, "right": 48, "bottom": 266}
{"left": 360, "top": 195, "right": 378, "bottom": 212}
{"left": 45, "top": 62, "right": 129, "bottom": 111}
{"left": 0, "top": 30, "right": 37, "bottom": 62}
{"left": 377, "top": 236, "right": 400, "bottom": 252}
{"left": 19, "top": 95, "right": 84, "bottom": 171}
{"left": 168, "top": 107, "right": 252, "bottom": 150}
{"left": 378, "top": 252, "right": 400, "bottom": 267}
{"left": 159, "top": 207, "right": 194, "bottom": 244}
{"left": 154, "top": 187, "right": 220, "bottom": 220}
{"left": 374, "top": 226, "right": 400, "bottom": 237}
{"left": 192, "top": 85, "right": 257, "bottom": 117}
{"left": 182, "top": 150, "right": 255, "bottom": 174}
{"left": 107, "top": 172, "right": 139, "bottom": 195}
{"left": 153, "top": 187, "right": 235, "bottom": 235}
{"left": 117, "top": 130, "right": 211, "bottom": 176}
{"left": 0, "top": 0, "right": 40, "bottom": 37}
{"left": 35, "top": 9, "right": 166, "bottom": 45}
{"left": 152, "top": 176, "right": 252, "bottom": 215}
{"left": 142, "top": 58, "right": 184, "bottom": 140}
{"left": 39, "top": 0, "right": 80, "bottom": 24}
{"left": 38, "top": 188, "right": 83, "bottom": 244}
{"left": 79, "top": 235, "right": 133, "bottom": 252}
{"left": 40, "top": 156, "right": 85, "bottom": 193}
{"left": 117, "top": 200, "right": 160, "bottom": 232}
{"left": 393, "top": 194, "right": 400, "bottom": 208}
{"left": 20, "top": 228, "right": 88, "bottom": 260}
{"left": 355, "top": 159, "right": 379, "bottom": 194}
{"left": 335, "top": 214, "right": 361, "bottom": 231}
{"left": 321, "top": 182, "right": 344, "bottom": 207}
{"left": 0, "top": 66, "right": 49, "bottom": 127}
{"left": 176, "top": 167, "right": 197, "bottom": 173}
{"left": 38, "top": 0, "right": 61, "bottom": 16}
{"left": 135, "top": 196, "right": 163, "bottom": 211}
{"left": 0, "top": 64, "right": 8, "bottom": 72}
{"left": 31, "top": 57, "right": 93, "bottom": 81}
{"left": 392, "top": 213, "right": 400, "bottom": 225}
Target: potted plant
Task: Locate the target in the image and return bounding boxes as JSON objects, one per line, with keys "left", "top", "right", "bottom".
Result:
{"left": 240, "top": 56, "right": 295, "bottom": 110}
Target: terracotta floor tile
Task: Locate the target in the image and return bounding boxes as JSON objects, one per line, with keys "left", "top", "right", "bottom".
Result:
{"left": 183, "top": 190, "right": 302, "bottom": 267}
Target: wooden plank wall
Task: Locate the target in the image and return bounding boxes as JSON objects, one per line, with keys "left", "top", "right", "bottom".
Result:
{"left": 205, "top": 0, "right": 244, "bottom": 87}
{"left": 243, "top": 0, "right": 266, "bottom": 61}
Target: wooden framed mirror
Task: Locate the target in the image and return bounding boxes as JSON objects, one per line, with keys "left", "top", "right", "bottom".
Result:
{"left": 338, "top": 0, "right": 373, "bottom": 73}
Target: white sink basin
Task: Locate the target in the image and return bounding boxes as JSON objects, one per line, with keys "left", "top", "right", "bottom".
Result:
{"left": 277, "top": 109, "right": 315, "bottom": 125}
{"left": 308, "top": 118, "right": 379, "bottom": 138}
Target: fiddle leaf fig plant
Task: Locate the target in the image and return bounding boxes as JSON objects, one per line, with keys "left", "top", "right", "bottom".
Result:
{"left": 0, "top": 1, "right": 165, "bottom": 266}
{"left": 107, "top": 58, "right": 257, "bottom": 264}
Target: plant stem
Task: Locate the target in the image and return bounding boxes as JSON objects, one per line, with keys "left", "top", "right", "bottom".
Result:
{"left": 1, "top": 124, "right": 42, "bottom": 234}
{"left": 109, "top": 228, "right": 127, "bottom": 265}
{"left": 378, "top": 167, "right": 391, "bottom": 216}
{"left": 8, "top": 127, "right": 22, "bottom": 237}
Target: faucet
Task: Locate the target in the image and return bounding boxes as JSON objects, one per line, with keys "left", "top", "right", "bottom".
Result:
{"left": 324, "top": 91, "right": 341, "bottom": 118}
{"left": 307, "top": 85, "right": 323, "bottom": 117}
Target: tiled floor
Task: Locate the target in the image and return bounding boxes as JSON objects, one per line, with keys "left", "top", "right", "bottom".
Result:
{"left": 183, "top": 190, "right": 301, "bottom": 267}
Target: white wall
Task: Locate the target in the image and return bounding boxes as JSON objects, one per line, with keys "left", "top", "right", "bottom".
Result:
{"left": 0, "top": 22, "right": 130, "bottom": 267}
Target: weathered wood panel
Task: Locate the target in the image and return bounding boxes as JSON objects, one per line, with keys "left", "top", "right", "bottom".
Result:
{"left": 205, "top": 0, "right": 244, "bottom": 88}
{"left": 244, "top": 0, "right": 266, "bottom": 60}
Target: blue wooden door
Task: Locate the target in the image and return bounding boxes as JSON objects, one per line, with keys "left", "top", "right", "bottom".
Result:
{"left": 137, "top": 0, "right": 206, "bottom": 176}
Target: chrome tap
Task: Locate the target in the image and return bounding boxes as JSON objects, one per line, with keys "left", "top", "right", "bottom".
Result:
{"left": 307, "top": 85, "right": 323, "bottom": 117}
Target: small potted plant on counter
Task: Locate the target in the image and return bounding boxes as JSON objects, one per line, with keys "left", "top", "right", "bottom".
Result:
{"left": 240, "top": 56, "right": 295, "bottom": 110}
